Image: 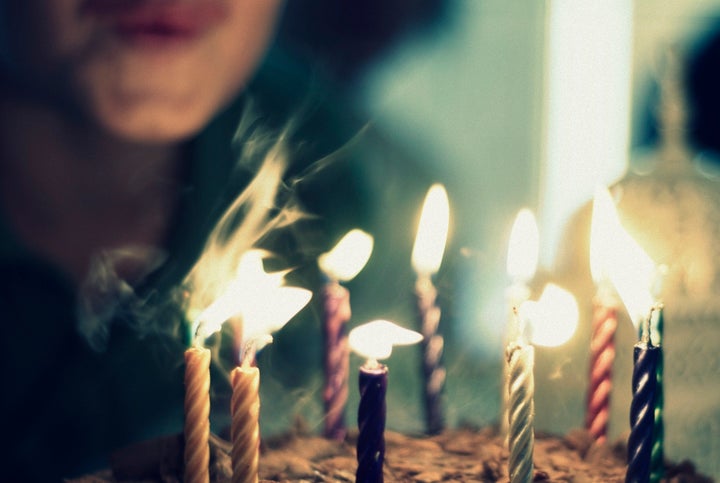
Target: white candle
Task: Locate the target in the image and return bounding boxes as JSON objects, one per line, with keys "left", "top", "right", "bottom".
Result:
{"left": 502, "top": 209, "right": 539, "bottom": 437}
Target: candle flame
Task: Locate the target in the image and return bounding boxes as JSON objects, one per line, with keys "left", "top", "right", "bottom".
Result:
{"left": 411, "top": 184, "right": 450, "bottom": 275}
{"left": 593, "top": 188, "right": 656, "bottom": 327}
{"left": 181, "top": 112, "right": 312, "bottom": 334}
{"left": 193, "top": 250, "right": 311, "bottom": 345}
{"left": 348, "top": 320, "right": 422, "bottom": 361}
{"left": 318, "top": 229, "right": 374, "bottom": 282}
{"left": 519, "top": 283, "right": 578, "bottom": 347}
{"left": 506, "top": 208, "right": 539, "bottom": 282}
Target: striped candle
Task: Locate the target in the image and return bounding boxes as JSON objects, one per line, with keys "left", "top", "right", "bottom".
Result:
{"left": 626, "top": 317, "right": 661, "bottom": 483}
{"left": 230, "top": 365, "right": 260, "bottom": 483}
{"left": 184, "top": 347, "right": 211, "bottom": 483}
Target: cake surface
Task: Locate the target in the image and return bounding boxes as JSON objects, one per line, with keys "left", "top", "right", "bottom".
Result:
{"left": 69, "top": 426, "right": 714, "bottom": 482}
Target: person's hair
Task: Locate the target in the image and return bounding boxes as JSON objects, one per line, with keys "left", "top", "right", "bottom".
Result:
{"left": 686, "top": 19, "right": 720, "bottom": 156}
{"left": 276, "top": 0, "right": 450, "bottom": 87}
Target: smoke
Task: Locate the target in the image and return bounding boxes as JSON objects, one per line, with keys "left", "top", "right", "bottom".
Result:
{"left": 76, "top": 98, "right": 369, "bottom": 354}
{"left": 77, "top": 102, "right": 311, "bottom": 351}
{"left": 77, "top": 246, "right": 168, "bottom": 351}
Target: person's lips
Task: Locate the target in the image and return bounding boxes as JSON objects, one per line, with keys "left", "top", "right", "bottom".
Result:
{"left": 82, "top": 1, "right": 226, "bottom": 46}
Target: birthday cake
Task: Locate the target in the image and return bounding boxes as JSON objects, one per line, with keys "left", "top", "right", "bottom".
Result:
{"left": 68, "top": 424, "right": 713, "bottom": 482}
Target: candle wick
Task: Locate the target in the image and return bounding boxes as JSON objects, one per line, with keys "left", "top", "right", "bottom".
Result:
{"left": 641, "top": 306, "right": 656, "bottom": 347}
{"left": 240, "top": 339, "right": 258, "bottom": 368}
{"left": 192, "top": 320, "right": 204, "bottom": 347}
{"left": 511, "top": 307, "right": 527, "bottom": 345}
{"left": 364, "top": 358, "right": 380, "bottom": 371}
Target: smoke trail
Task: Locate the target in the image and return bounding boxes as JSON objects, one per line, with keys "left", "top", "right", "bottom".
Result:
{"left": 77, "top": 102, "right": 311, "bottom": 350}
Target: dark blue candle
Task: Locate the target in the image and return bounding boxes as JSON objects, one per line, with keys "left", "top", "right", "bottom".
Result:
{"left": 356, "top": 364, "right": 387, "bottom": 483}
{"left": 626, "top": 340, "right": 660, "bottom": 483}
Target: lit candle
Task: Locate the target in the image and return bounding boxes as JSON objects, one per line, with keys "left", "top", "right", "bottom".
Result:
{"left": 411, "top": 183, "right": 450, "bottom": 435}
{"left": 513, "top": 284, "right": 578, "bottom": 483}
{"left": 599, "top": 198, "right": 660, "bottom": 483}
{"left": 191, "top": 250, "right": 312, "bottom": 483}
{"left": 505, "top": 312, "right": 534, "bottom": 483}
{"left": 230, "top": 352, "right": 260, "bottom": 483}
{"left": 502, "top": 209, "right": 539, "bottom": 437}
{"left": 586, "top": 187, "right": 620, "bottom": 444}
{"left": 228, "top": 289, "right": 310, "bottom": 483}
{"left": 627, "top": 311, "right": 661, "bottom": 483}
{"left": 318, "top": 229, "right": 374, "bottom": 441}
{"left": 184, "top": 346, "right": 211, "bottom": 483}
{"left": 349, "top": 320, "right": 422, "bottom": 483}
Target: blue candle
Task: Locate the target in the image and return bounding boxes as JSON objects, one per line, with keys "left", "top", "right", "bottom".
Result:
{"left": 626, "top": 327, "right": 661, "bottom": 483}
{"left": 356, "top": 363, "right": 388, "bottom": 483}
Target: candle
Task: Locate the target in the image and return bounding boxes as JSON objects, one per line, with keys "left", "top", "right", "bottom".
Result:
{"left": 512, "top": 284, "right": 578, "bottom": 483}
{"left": 502, "top": 209, "right": 539, "bottom": 437}
{"left": 184, "top": 346, "right": 211, "bottom": 483}
{"left": 228, "top": 284, "right": 310, "bottom": 482}
{"left": 230, "top": 358, "right": 260, "bottom": 483}
{"left": 349, "top": 320, "right": 422, "bottom": 483}
{"left": 357, "top": 362, "right": 388, "bottom": 483}
{"left": 649, "top": 305, "right": 665, "bottom": 483}
{"left": 318, "top": 229, "right": 374, "bottom": 441}
{"left": 321, "top": 282, "right": 351, "bottom": 441}
{"left": 506, "top": 318, "right": 535, "bottom": 483}
{"left": 595, "top": 190, "right": 661, "bottom": 483}
{"left": 411, "top": 183, "right": 450, "bottom": 435}
{"left": 586, "top": 187, "right": 620, "bottom": 444}
{"left": 627, "top": 313, "right": 661, "bottom": 483}
{"left": 585, "top": 293, "right": 617, "bottom": 444}
{"left": 189, "top": 250, "right": 312, "bottom": 482}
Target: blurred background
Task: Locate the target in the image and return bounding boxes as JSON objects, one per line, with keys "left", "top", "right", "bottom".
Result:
{"left": 249, "top": 1, "right": 720, "bottom": 479}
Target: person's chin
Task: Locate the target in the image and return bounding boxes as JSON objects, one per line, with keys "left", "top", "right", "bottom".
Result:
{"left": 94, "top": 103, "right": 212, "bottom": 144}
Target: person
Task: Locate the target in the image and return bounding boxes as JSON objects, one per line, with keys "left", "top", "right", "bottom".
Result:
{"left": 0, "top": 1, "right": 446, "bottom": 480}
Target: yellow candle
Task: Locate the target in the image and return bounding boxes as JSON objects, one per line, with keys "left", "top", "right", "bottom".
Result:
{"left": 231, "top": 364, "right": 260, "bottom": 483}
{"left": 184, "top": 347, "right": 211, "bottom": 483}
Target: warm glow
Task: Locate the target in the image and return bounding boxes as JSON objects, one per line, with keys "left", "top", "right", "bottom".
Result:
{"left": 596, "top": 192, "right": 656, "bottom": 327}
{"left": 411, "top": 184, "right": 450, "bottom": 275}
{"left": 519, "top": 283, "right": 578, "bottom": 347}
{"left": 589, "top": 186, "right": 617, "bottom": 283}
{"left": 193, "top": 250, "right": 311, "bottom": 344}
{"left": 242, "top": 287, "right": 312, "bottom": 352}
{"left": 506, "top": 208, "right": 539, "bottom": 282}
{"left": 349, "top": 320, "right": 422, "bottom": 361}
{"left": 318, "top": 229, "right": 374, "bottom": 282}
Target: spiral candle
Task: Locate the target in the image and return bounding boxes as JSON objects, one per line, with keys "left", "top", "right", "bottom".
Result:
{"left": 626, "top": 341, "right": 661, "bottom": 483}
{"left": 415, "top": 276, "right": 445, "bottom": 435}
{"left": 322, "top": 281, "right": 351, "bottom": 441}
{"left": 356, "top": 364, "right": 388, "bottom": 483}
{"left": 585, "top": 292, "right": 618, "bottom": 444}
{"left": 231, "top": 365, "right": 260, "bottom": 483}
{"left": 184, "top": 347, "right": 211, "bottom": 483}
{"left": 506, "top": 342, "right": 535, "bottom": 483}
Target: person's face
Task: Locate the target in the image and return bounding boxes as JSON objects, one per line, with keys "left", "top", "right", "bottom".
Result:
{"left": 0, "top": 0, "right": 283, "bottom": 142}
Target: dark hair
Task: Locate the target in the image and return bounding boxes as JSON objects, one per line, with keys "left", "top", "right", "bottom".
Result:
{"left": 686, "top": 19, "right": 720, "bottom": 156}
{"left": 276, "top": 0, "right": 450, "bottom": 87}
